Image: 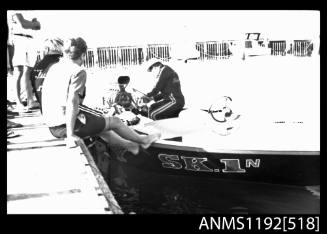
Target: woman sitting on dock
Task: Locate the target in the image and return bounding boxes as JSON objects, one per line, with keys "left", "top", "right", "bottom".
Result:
{"left": 41, "top": 37, "right": 160, "bottom": 154}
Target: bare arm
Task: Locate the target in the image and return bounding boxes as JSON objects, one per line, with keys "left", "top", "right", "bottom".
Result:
{"left": 65, "top": 70, "right": 87, "bottom": 139}
{"left": 130, "top": 94, "right": 137, "bottom": 107}
{"left": 13, "top": 13, "right": 41, "bottom": 30}
{"left": 65, "top": 89, "right": 80, "bottom": 138}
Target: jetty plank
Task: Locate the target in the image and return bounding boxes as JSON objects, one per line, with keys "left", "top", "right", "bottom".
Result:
{"left": 7, "top": 110, "right": 122, "bottom": 214}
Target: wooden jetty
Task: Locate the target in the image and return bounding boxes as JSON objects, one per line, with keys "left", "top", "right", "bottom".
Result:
{"left": 7, "top": 109, "right": 123, "bottom": 214}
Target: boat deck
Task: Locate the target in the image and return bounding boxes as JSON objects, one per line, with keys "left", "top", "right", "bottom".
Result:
{"left": 7, "top": 109, "right": 122, "bottom": 214}
{"left": 132, "top": 114, "right": 319, "bottom": 153}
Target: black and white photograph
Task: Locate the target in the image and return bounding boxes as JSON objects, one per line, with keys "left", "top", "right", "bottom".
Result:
{"left": 6, "top": 10, "right": 320, "bottom": 217}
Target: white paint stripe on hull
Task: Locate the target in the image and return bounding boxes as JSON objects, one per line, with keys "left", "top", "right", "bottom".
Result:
{"left": 151, "top": 140, "right": 320, "bottom": 155}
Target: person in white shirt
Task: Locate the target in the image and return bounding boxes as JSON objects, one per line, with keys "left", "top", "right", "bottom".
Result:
{"left": 42, "top": 37, "right": 161, "bottom": 153}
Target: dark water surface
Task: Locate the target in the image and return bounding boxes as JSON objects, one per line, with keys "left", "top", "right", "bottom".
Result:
{"left": 103, "top": 160, "right": 320, "bottom": 214}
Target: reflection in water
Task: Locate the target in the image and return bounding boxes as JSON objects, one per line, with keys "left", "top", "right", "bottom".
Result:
{"left": 103, "top": 159, "right": 320, "bottom": 214}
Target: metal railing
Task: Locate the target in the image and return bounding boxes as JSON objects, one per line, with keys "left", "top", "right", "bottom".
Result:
{"left": 35, "top": 39, "right": 318, "bottom": 66}
{"left": 196, "top": 41, "right": 231, "bottom": 60}
{"left": 146, "top": 44, "right": 171, "bottom": 62}
{"left": 269, "top": 40, "right": 313, "bottom": 56}
{"left": 292, "top": 40, "right": 312, "bottom": 57}
{"left": 95, "top": 46, "right": 142, "bottom": 68}
{"left": 83, "top": 44, "right": 171, "bottom": 68}
{"left": 269, "top": 41, "right": 287, "bottom": 56}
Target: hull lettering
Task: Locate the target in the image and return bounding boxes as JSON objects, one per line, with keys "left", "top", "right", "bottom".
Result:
{"left": 158, "top": 154, "right": 183, "bottom": 169}
{"left": 158, "top": 153, "right": 261, "bottom": 173}
{"left": 181, "top": 156, "right": 213, "bottom": 172}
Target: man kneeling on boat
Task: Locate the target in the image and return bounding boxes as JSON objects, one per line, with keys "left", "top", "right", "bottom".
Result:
{"left": 142, "top": 59, "right": 185, "bottom": 120}
{"left": 41, "top": 37, "right": 160, "bottom": 154}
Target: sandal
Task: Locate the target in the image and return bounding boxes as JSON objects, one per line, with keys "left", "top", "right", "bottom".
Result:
{"left": 27, "top": 102, "right": 40, "bottom": 110}
{"left": 7, "top": 120, "right": 23, "bottom": 128}
{"left": 15, "top": 105, "right": 32, "bottom": 113}
{"left": 7, "top": 129, "right": 20, "bottom": 138}
{"left": 7, "top": 109, "right": 19, "bottom": 116}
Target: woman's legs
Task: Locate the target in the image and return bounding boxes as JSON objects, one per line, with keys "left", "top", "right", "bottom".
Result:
{"left": 14, "top": 65, "right": 37, "bottom": 110}
{"left": 103, "top": 116, "right": 160, "bottom": 148}
{"left": 73, "top": 105, "right": 160, "bottom": 152}
{"left": 14, "top": 65, "right": 24, "bottom": 107}
{"left": 98, "top": 130, "right": 139, "bottom": 155}
{"left": 7, "top": 44, "right": 14, "bottom": 73}
{"left": 24, "top": 66, "right": 37, "bottom": 107}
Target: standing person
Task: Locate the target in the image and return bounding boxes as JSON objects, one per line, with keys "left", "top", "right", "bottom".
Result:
{"left": 8, "top": 10, "right": 41, "bottom": 112}
{"left": 42, "top": 37, "right": 160, "bottom": 153}
{"left": 143, "top": 59, "right": 185, "bottom": 120}
{"left": 7, "top": 38, "right": 23, "bottom": 140}
{"left": 7, "top": 11, "right": 15, "bottom": 76}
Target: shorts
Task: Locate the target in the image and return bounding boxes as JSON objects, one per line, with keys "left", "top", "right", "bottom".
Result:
{"left": 12, "top": 34, "right": 37, "bottom": 67}
{"left": 49, "top": 104, "right": 106, "bottom": 139}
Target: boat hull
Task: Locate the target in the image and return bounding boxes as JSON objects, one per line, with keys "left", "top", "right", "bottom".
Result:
{"left": 109, "top": 141, "right": 320, "bottom": 186}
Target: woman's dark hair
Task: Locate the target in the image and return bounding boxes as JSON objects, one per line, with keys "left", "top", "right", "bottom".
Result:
{"left": 64, "top": 37, "right": 88, "bottom": 60}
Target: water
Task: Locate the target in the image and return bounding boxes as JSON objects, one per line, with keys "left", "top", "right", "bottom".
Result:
{"left": 103, "top": 160, "right": 320, "bottom": 214}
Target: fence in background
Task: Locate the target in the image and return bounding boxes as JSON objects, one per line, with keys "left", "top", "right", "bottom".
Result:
{"left": 34, "top": 39, "right": 318, "bottom": 67}
{"left": 83, "top": 44, "right": 170, "bottom": 69}
{"left": 91, "top": 46, "right": 142, "bottom": 68}
{"left": 196, "top": 41, "right": 231, "bottom": 60}
{"left": 269, "top": 40, "right": 313, "bottom": 56}
{"left": 145, "top": 44, "right": 171, "bottom": 62}
{"left": 269, "top": 41, "right": 287, "bottom": 56}
{"left": 292, "top": 40, "right": 313, "bottom": 56}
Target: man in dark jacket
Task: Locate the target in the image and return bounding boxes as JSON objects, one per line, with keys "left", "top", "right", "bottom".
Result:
{"left": 144, "top": 59, "right": 185, "bottom": 120}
